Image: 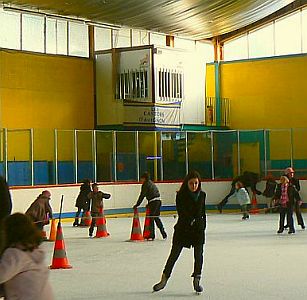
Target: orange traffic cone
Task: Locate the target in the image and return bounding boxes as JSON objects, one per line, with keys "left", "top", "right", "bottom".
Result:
{"left": 84, "top": 211, "right": 92, "bottom": 227}
{"left": 129, "top": 208, "right": 144, "bottom": 242}
{"left": 143, "top": 206, "right": 152, "bottom": 240}
{"left": 49, "top": 222, "right": 72, "bottom": 269}
{"left": 49, "top": 219, "right": 57, "bottom": 241}
{"left": 95, "top": 207, "right": 110, "bottom": 238}
{"left": 250, "top": 192, "right": 259, "bottom": 214}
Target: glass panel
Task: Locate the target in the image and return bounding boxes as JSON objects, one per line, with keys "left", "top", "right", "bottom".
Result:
{"left": 7, "top": 130, "right": 31, "bottom": 186}
{"left": 94, "top": 27, "right": 112, "bottom": 50}
{"left": 213, "top": 131, "right": 238, "bottom": 179}
{"left": 162, "top": 132, "right": 186, "bottom": 180}
{"left": 248, "top": 23, "right": 274, "bottom": 58}
{"left": 195, "top": 41, "right": 214, "bottom": 63}
{"left": 46, "top": 18, "right": 56, "bottom": 54}
{"left": 266, "top": 129, "right": 292, "bottom": 178}
{"left": 302, "top": 8, "right": 307, "bottom": 53}
{"left": 57, "top": 20, "right": 68, "bottom": 55}
{"left": 116, "top": 132, "right": 137, "bottom": 181}
{"left": 292, "top": 128, "right": 307, "bottom": 177}
{"left": 33, "top": 129, "right": 55, "bottom": 185}
{"left": 112, "top": 28, "right": 131, "bottom": 48}
{"left": 238, "top": 130, "right": 265, "bottom": 178}
{"left": 77, "top": 131, "right": 94, "bottom": 183}
{"left": 0, "top": 8, "right": 21, "bottom": 50}
{"left": 69, "top": 22, "right": 89, "bottom": 57}
{"left": 275, "top": 11, "right": 301, "bottom": 56}
{"left": 22, "top": 14, "right": 45, "bottom": 53}
{"left": 224, "top": 34, "right": 248, "bottom": 61}
{"left": 132, "top": 29, "right": 141, "bottom": 46}
{"left": 139, "top": 132, "right": 161, "bottom": 181}
{"left": 175, "top": 38, "right": 195, "bottom": 51}
{"left": 150, "top": 33, "right": 165, "bottom": 47}
{"left": 187, "top": 132, "right": 212, "bottom": 179}
{"left": 57, "top": 130, "right": 74, "bottom": 184}
{"left": 96, "top": 131, "right": 113, "bottom": 182}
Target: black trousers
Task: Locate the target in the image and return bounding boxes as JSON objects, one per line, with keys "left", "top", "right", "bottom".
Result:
{"left": 279, "top": 206, "right": 294, "bottom": 231}
{"left": 163, "top": 243, "right": 204, "bottom": 278}
{"left": 218, "top": 186, "right": 236, "bottom": 207}
{"left": 148, "top": 200, "right": 166, "bottom": 239}
{"left": 294, "top": 202, "right": 305, "bottom": 226}
{"left": 89, "top": 212, "right": 99, "bottom": 236}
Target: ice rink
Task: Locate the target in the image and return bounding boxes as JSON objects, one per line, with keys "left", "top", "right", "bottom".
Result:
{"left": 43, "top": 213, "right": 307, "bottom": 300}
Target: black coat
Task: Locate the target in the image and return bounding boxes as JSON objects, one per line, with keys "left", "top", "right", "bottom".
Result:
{"left": 173, "top": 189, "right": 206, "bottom": 248}
{"left": 274, "top": 183, "right": 300, "bottom": 208}
{"left": 75, "top": 183, "right": 91, "bottom": 210}
{"left": 0, "top": 176, "right": 12, "bottom": 221}
{"left": 135, "top": 179, "right": 160, "bottom": 206}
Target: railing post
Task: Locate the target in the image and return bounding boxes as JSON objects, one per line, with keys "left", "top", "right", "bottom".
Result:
{"left": 211, "top": 131, "right": 215, "bottom": 179}
{"left": 214, "top": 61, "right": 221, "bottom": 127}
{"left": 54, "top": 129, "right": 58, "bottom": 184}
{"left": 4, "top": 128, "right": 8, "bottom": 181}
{"left": 74, "top": 129, "right": 78, "bottom": 183}
{"left": 92, "top": 130, "right": 97, "bottom": 183}
{"left": 160, "top": 131, "right": 163, "bottom": 181}
{"left": 185, "top": 132, "right": 189, "bottom": 175}
{"left": 30, "top": 128, "right": 34, "bottom": 186}
{"left": 237, "top": 130, "right": 241, "bottom": 176}
{"left": 290, "top": 128, "right": 294, "bottom": 168}
{"left": 112, "top": 131, "right": 117, "bottom": 181}
{"left": 135, "top": 131, "right": 140, "bottom": 181}
{"left": 264, "top": 129, "right": 267, "bottom": 177}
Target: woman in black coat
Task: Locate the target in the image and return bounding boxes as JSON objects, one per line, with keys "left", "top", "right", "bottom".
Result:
{"left": 153, "top": 170, "right": 206, "bottom": 294}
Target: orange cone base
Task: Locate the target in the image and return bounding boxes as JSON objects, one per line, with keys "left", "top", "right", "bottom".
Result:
{"left": 95, "top": 232, "right": 110, "bottom": 238}
{"left": 49, "top": 258, "right": 72, "bottom": 269}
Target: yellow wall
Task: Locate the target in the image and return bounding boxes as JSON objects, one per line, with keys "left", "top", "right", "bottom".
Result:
{"left": 207, "top": 54, "right": 307, "bottom": 129}
{"left": 0, "top": 50, "right": 94, "bottom": 130}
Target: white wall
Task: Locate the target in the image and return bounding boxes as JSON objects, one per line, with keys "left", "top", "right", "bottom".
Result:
{"left": 10, "top": 180, "right": 307, "bottom": 215}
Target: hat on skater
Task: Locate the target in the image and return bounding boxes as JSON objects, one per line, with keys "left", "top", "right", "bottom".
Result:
{"left": 285, "top": 167, "right": 294, "bottom": 175}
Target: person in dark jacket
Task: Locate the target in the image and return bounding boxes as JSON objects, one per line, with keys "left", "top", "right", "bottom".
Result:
{"left": 153, "top": 170, "right": 206, "bottom": 294}
{"left": 73, "top": 179, "right": 91, "bottom": 227}
{"left": 88, "top": 183, "right": 111, "bottom": 237}
{"left": 133, "top": 172, "right": 167, "bottom": 240}
{"left": 0, "top": 176, "right": 12, "bottom": 255}
{"left": 284, "top": 167, "right": 305, "bottom": 229}
{"left": 274, "top": 176, "right": 300, "bottom": 234}
{"left": 25, "top": 191, "right": 53, "bottom": 234}
{"left": 217, "top": 171, "right": 261, "bottom": 213}
{"left": 0, "top": 176, "right": 12, "bottom": 222}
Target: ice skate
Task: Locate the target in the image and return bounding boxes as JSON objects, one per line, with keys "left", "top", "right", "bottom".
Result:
{"left": 193, "top": 275, "right": 203, "bottom": 295}
{"left": 153, "top": 273, "right": 168, "bottom": 292}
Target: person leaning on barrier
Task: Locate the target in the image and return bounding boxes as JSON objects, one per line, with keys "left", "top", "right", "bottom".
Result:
{"left": 25, "top": 190, "right": 53, "bottom": 235}
{"left": 88, "top": 183, "right": 111, "bottom": 238}
{"left": 73, "top": 179, "right": 91, "bottom": 227}
{"left": 284, "top": 167, "right": 305, "bottom": 230}
{"left": 133, "top": 172, "right": 167, "bottom": 240}
{"left": 217, "top": 171, "right": 262, "bottom": 213}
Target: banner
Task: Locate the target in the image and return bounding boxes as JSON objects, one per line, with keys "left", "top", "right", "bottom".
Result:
{"left": 123, "top": 103, "right": 181, "bottom": 128}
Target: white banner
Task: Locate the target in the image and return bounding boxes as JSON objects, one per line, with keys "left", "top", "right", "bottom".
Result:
{"left": 123, "top": 104, "right": 181, "bottom": 127}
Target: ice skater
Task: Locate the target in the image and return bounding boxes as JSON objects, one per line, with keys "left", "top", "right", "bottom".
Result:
{"left": 133, "top": 172, "right": 167, "bottom": 240}
{"left": 0, "top": 213, "right": 54, "bottom": 299}
{"left": 88, "top": 183, "right": 111, "bottom": 238}
{"left": 73, "top": 179, "right": 91, "bottom": 227}
{"left": 228, "top": 181, "right": 251, "bottom": 220}
{"left": 153, "top": 170, "right": 206, "bottom": 294}
{"left": 217, "top": 171, "right": 261, "bottom": 213}
{"left": 284, "top": 167, "right": 305, "bottom": 229}
{"left": 274, "top": 176, "right": 300, "bottom": 234}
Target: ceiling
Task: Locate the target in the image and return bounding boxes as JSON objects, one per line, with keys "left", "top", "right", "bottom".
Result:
{"left": 2, "top": 0, "right": 296, "bottom": 39}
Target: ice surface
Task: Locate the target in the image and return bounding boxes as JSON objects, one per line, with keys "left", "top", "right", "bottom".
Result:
{"left": 42, "top": 213, "right": 307, "bottom": 300}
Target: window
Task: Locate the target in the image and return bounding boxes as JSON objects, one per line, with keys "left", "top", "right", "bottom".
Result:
{"left": 224, "top": 34, "right": 248, "bottom": 61}
{"left": 195, "top": 41, "right": 214, "bottom": 62}
{"left": 69, "top": 22, "right": 89, "bottom": 57}
{"left": 46, "top": 18, "right": 56, "bottom": 54}
{"left": 150, "top": 33, "right": 166, "bottom": 47}
{"left": 175, "top": 38, "right": 195, "bottom": 51}
{"left": 116, "top": 68, "right": 149, "bottom": 100}
{"left": 0, "top": 8, "right": 20, "bottom": 50}
{"left": 57, "top": 20, "right": 68, "bottom": 55}
{"left": 275, "top": 11, "right": 301, "bottom": 56}
{"left": 157, "top": 68, "right": 183, "bottom": 102}
{"left": 22, "top": 14, "right": 44, "bottom": 53}
{"left": 113, "top": 28, "right": 131, "bottom": 48}
{"left": 94, "top": 27, "right": 112, "bottom": 50}
{"left": 248, "top": 23, "right": 274, "bottom": 58}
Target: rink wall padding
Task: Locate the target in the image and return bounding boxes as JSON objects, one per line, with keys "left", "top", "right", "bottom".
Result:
{"left": 10, "top": 180, "right": 307, "bottom": 218}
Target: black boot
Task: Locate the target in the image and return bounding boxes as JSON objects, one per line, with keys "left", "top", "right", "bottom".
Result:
{"left": 193, "top": 275, "right": 203, "bottom": 293}
{"left": 153, "top": 273, "right": 168, "bottom": 292}
{"left": 161, "top": 229, "right": 167, "bottom": 240}
{"left": 73, "top": 219, "right": 79, "bottom": 227}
